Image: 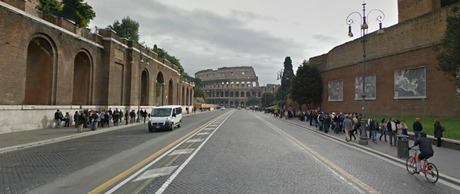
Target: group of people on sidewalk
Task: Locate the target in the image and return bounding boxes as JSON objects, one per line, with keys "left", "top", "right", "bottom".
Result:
{"left": 274, "top": 109, "right": 446, "bottom": 147}
{"left": 54, "top": 108, "right": 150, "bottom": 133}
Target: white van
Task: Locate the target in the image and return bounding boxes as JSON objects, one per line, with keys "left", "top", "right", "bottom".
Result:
{"left": 148, "top": 105, "right": 182, "bottom": 132}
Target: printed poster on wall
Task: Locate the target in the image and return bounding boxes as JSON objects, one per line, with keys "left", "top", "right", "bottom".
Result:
{"left": 394, "top": 67, "right": 426, "bottom": 99}
{"left": 328, "top": 80, "right": 343, "bottom": 101}
{"left": 355, "top": 74, "right": 376, "bottom": 100}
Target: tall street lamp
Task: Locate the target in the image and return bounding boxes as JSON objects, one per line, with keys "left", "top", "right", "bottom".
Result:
{"left": 346, "top": 2, "right": 385, "bottom": 145}
{"left": 277, "top": 69, "right": 284, "bottom": 108}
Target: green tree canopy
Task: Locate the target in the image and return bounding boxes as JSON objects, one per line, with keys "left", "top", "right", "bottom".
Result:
{"left": 108, "top": 16, "right": 140, "bottom": 42}
{"left": 261, "top": 93, "right": 276, "bottom": 107}
{"left": 291, "top": 60, "right": 323, "bottom": 110}
{"left": 280, "top": 56, "right": 294, "bottom": 99}
{"left": 246, "top": 97, "right": 261, "bottom": 107}
{"left": 194, "top": 87, "right": 207, "bottom": 101}
{"left": 152, "top": 45, "right": 184, "bottom": 74}
{"left": 436, "top": 5, "right": 460, "bottom": 89}
{"left": 61, "top": 0, "right": 95, "bottom": 28}
{"left": 36, "top": 0, "right": 62, "bottom": 16}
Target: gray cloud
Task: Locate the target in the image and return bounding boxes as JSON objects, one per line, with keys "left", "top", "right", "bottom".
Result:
{"left": 312, "top": 34, "right": 339, "bottom": 43}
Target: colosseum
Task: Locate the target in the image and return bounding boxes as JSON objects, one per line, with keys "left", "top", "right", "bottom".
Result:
{"left": 195, "top": 67, "right": 280, "bottom": 107}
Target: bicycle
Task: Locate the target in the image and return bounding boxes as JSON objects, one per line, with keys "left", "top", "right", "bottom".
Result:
{"left": 406, "top": 148, "right": 439, "bottom": 183}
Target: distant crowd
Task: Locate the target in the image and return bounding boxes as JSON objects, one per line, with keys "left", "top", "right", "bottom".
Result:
{"left": 265, "top": 108, "right": 445, "bottom": 147}
{"left": 53, "top": 108, "right": 149, "bottom": 133}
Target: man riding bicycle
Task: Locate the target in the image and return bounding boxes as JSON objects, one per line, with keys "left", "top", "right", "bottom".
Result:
{"left": 408, "top": 132, "right": 434, "bottom": 174}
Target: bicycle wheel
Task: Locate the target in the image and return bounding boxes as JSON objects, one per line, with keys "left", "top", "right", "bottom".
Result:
{"left": 424, "top": 163, "right": 439, "bottom": 183}
{"left": 406, "top": 157, "right": 416, "bottom": 175}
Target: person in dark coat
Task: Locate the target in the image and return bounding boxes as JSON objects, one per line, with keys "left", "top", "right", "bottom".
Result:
{"left": 434, "top": 119, "right": 444, "bottom": 147}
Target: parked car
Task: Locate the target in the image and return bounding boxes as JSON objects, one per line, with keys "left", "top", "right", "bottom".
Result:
{"left": 221, "top": 106, "right": 225, "bottom": 111}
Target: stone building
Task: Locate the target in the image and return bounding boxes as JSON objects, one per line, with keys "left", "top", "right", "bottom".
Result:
{"left": 309, "top": 0, "right": 460, "bottom": 117}
{"left": 195, "top": 67, "right": 280, "bottom": 107}
{"left": 0, "top": 1, "right": 194, "bottom": 133}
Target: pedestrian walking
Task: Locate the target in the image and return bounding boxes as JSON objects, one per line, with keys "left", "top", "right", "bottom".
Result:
{"left": 125, "top": 110, "right": 129, "bottom": 125}
{"left": 74, "top": 111, "right": 80, "bottom": 128}
{"left": 343, "top": 116, "right": 353, "bottom": 142}
{"left": 130, "top": 110, "right": 136, "bottom": 123}
{"left": 64, "top": 112, "right": 70, "bottom": 127}
{"left": 434, "top": 119, "right": 445, "bottom": 147}
{"left": 398, "top": 120, "right": 408, "bottom": 136}
{"left": 413, "top": 118, "right": 423, "bottom": 141}
{"left": 387, "top": 117, "right": 398, "bottom": 147}
{"left": 369, "top": 116, "right": 378, "bottom": 143}
{"left": 379, "top": 118, "right": 388, "bottom": 142}
{"left": 78, "top": 113, "right": 86, "bottom": 133}
{"left": 90, "top": 111, "right": 98, "bottom": 130}
{"left": 323, "top": 114, "right": 331, "bottom": 133}
{"left": 54, "top": 109, "right": 61, "bottom": 128}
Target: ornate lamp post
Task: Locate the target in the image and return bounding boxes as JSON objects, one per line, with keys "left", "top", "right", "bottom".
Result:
{"left": 346, "top": 2, "right": 385, "bottom": 145}
{"left": 277, "top": 69, "right": 284, "bottom": 108}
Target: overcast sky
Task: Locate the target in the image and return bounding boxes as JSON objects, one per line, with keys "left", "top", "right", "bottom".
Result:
{"left": 86, "top": 0, "right": 398, "bottom": 85}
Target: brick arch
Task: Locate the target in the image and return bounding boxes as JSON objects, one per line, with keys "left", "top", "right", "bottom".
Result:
{"left": 156, "top": 71, "right": 165, "bottom": 106}
{"left": 25, "top": 33, "right": 58, "bottom": 105}
{"left": 168, "top": 79, "right": 174, "bottom": 105}
{"left": 72, "top": 49, "right": 93, "bottom": 105}
{"left": 141, "top": 69, "right": 149, "bottom": 105}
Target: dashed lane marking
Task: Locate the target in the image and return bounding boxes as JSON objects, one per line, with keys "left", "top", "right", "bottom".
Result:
{"left": 133, "top": 166, "right": 178, "bottom": 182}
{"left": 168, "top": 149, "right": 195, "bottom": 156}
{"left": 186, "top": 139, "right": 204, "bottom": 143}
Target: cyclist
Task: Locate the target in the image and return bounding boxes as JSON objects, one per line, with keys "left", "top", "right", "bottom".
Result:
{"left": 408, "top": 132, "right": 434, "bottom": 174}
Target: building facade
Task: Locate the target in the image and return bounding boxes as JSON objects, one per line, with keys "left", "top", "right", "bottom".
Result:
{"left": 309, "top": 0, "right": 460, "bottom": 117}
{"left": 195, "top": 67, "right": 280, "bottom": 107}
{"left": 0, "top": 1, "right": 194, "bottom": 133}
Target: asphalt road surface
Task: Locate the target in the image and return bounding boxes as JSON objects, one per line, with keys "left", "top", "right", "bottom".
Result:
{"left": 1, "top": 110, "right": 459, "bottom": 194}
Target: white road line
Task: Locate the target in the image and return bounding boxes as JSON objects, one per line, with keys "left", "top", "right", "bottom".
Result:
{"left": 168, "top": 149, "right": 195, "bottom": 156}
{"left": 132, "top": 166, "right": 178, "bottom": 182}
{"left": 202, "top": 128, "right": 215, "bottom": 131}
{"left": 155, "top": 112, "right": 234, "bottom": 194}
{"left": 196, "top": 132, "right": 211, "bottom": 136}
{"left": 259, "top": 117, "right": 365, "bottom": 194}
{"left": 186, "top": 139, "right": 204, "bottom": 143}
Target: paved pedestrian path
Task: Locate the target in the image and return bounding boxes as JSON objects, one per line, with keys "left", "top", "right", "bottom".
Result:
{"left": 264, "top": 113, "right": 460, "bottom": 186}
{"left": 0, "top": 110, "right": 211, "bottom": 153}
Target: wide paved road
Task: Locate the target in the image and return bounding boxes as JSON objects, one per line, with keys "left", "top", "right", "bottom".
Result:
{"left": 2, "top": 110, "right": 459, "bottom": 193}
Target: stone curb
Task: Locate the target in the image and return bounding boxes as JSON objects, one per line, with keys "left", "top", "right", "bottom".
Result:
{"left": 270, "top": 115, "right": 460, "bottom": 187}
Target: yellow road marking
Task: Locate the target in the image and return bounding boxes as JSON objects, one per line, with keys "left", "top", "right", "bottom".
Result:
{"left": 255, "top": 114, "right": 380, "bottom": 194}
{"left": 88, "top": 114, "right": 225, "bottom": 194}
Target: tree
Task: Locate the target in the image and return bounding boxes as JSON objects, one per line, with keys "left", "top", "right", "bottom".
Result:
{"left": 194, "top": 87, "right": 207, "bottom": 101}
{"left": 279, "top": 56, "right": 295, "bottom": 106}
{"left": 152, "top": 45, "right": 185, "bottom": 74}
{"left": 246, "top": 97, "right": 261, "bottom": 107}
{"left": 291, "top": 60, "right": 323, "bottom": 110}
{"left": 261, "top": 93, "right": 275, "bottom": 107}
{"left": 436, "top": 5, "right": 460, "bottom": 90}
{"left": 108, "top": 16, "right": 140, "bottom": 42}
{"left": 61, "top": 0, "right": 96, "bottom": 28}
{"left": 36, "top": 0, "right": 62, "bottom": 16}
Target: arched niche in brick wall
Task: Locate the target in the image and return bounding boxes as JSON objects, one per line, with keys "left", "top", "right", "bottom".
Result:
{"left": 25, "top": 34, "right": 57, "bottom": 105}
{"left": 72, "top": 50, "right": 92, "bottom": 105}
{"left": 141, "top": 69, "right": 149, "bottom": 105}
{"left": 168, "top": 79, "right": 173, "bottom": 105}
{"left": 156, "top": 72, "right": 164, "bottom": 106}
{"left": 182, "top": 86, "right": 185, "bottom": 105}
